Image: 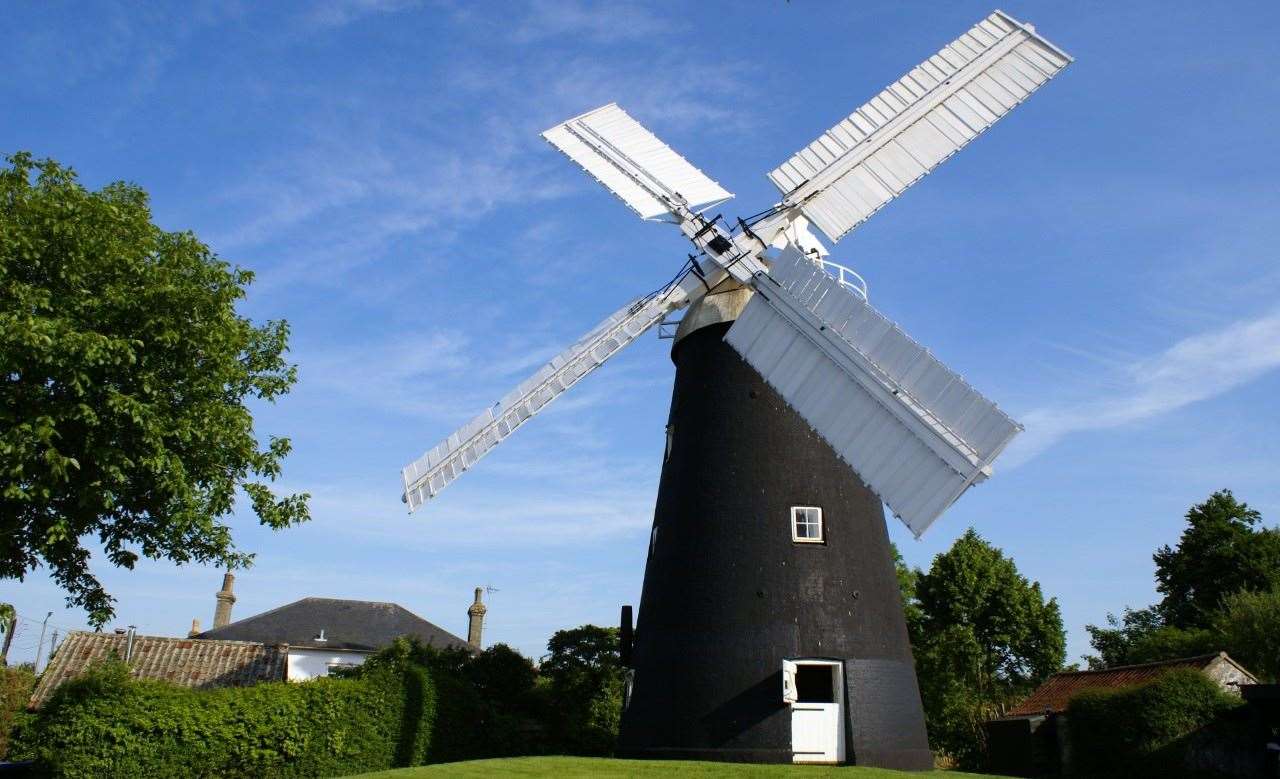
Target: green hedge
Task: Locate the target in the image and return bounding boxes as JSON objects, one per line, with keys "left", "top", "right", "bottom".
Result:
{"left": 17, "top": 654, "right": 434, "bottom": 778}
{"left": 1066, "top": 668, "right": 1241, "bottom": 778}
{"left": 0, "top": 665, "right": 36, "bottom": 760}
{"left": 362, "top": 639, "right": 548, "bottom": 762}
{"left": 11, "top": 632, "right": 616, "bottom": 776}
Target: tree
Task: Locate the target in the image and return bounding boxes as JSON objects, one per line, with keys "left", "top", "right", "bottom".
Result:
{"left": 1086, "top": 490, "right": 1280, "bottom": 668}
{"left": 0, "top": 604, "right": 13, "bottom": 665}
{"left": 0, "top": 153, "right": 308, "bottom": 626}
{"left": 911, "top": 529, "right": 1065, "bottom": 767}
{"left": 891, "top": 543, "right": 923, "bottom": 636}
{"left": 1084, "top": 606, "right": 1218, "bottom": 669}
{"left": 1216, "top": 587, "right": 1280, "bottom": 682}
{"left": 1153, "top": 490, "right": 1280, "bottom": 629}
{"left": 540, "top": 625, "right": 622, "bottom": 755}
{"left": 465, "top": 643, "right": 537, "bottom": 711}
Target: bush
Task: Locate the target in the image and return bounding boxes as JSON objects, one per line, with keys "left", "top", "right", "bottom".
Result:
{"left": 353, "top": 637, "right": 545, "bottom": 762}
{"left": 14, "top": 633, "right": 610, "bottom": 776}
{"left": 17, "top": 654, "right": 434, "bottom": 778}
{"left": 540, "top": 625, "right": 623, "bottom": 756}
{"left": 1066, "top": 668, "right": 1241, "bottom": 777}
{"left": 1217, "top": 587, "right": 1280, "bottom": 682}
{"left": 0, "top": 665, "right": 36, "bottom": 760}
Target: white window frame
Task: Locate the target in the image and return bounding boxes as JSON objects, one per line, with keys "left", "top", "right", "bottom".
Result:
{"left": 791, "top": 506, "right": 824, "bottom": 543}
{"left": 324, "top": 660, "right": 359, "bottom": 676}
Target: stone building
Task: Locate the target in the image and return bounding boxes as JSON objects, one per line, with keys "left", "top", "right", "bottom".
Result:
{"left": 986, "top": 652, "right": 1257, "bottom": 777}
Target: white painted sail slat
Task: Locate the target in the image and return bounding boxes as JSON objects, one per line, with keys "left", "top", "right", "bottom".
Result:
{"left": 542, "top": 103, "right": 732, "bottom": 222}
{"left": 727, "top": 299, "right": 974, "bottom": 535}
{"left": 725, "top": 249, "right": 1022, "bottom": 535}
{"left": 401, "top": 295, "right": 668, "bottom": 510}
{"left": 766, "top": 10, "right": 1071, "bottom": 244}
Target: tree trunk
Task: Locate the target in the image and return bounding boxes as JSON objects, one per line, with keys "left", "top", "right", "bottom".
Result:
{"left": 0, "top": 618, "right": 15, "bottom": 666}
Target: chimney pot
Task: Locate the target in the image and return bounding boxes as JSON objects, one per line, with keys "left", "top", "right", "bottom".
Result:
{"left": 213, "top": 571, "right": 237, "bottom": 629}
{"left": 466, "top": 587, "right": 487, "bottom": 649}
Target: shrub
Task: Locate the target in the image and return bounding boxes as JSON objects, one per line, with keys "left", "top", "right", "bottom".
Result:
{"left": 541, "top": 625, "right": 623, "bottom": 756}
{"left": 0, "top": 665, "right": 36, "bottom": 759}
{"left": 17, "top": 654, "right": 434, "bottom": 778}
{"left": 355, "top": 637, "right": 545, "bottom": 762}
{"left": 1216, "top": 587, "right": 1280, "bottom": 682}
{"left": 1066, "top": 668, "right": 1241, "bottom": 777}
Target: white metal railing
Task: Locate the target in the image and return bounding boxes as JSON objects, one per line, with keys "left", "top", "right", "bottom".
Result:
{"left": 815, "top": 258, "right": 868, "bottom": 300}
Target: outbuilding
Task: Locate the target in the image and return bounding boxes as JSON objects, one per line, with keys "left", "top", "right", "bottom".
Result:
{"left": 986, "top": 652, "right": 1257, "bottom": 777}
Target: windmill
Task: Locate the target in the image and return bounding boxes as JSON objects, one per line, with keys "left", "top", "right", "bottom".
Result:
{"left": 401, "top": 10, "right": 1071, "bottom": 767}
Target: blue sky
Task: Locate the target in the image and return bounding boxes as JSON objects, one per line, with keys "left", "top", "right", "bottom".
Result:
{"left": 4, "top": 0, "right": 1279, "bottom": 668}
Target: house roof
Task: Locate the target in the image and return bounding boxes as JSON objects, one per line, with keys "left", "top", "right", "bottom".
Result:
{"left": 1006, "top": 652, "right": 1255, "bottom": 717}
{"left": 197, "top": 597, "right": 470, "bottom": 652}
{"left": 29, "top": 631, "right": 286, "bottom": 709}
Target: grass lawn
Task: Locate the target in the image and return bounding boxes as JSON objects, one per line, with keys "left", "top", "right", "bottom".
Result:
{"left": 349, "top": 756, "right": 999, "bottom": 778}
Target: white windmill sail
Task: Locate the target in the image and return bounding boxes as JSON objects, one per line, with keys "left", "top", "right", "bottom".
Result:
{"left": 401, "top": 294, "right": 669, "bottom": 510}
{"left": 725, "top": 245, "right": 1021, "bottom": 536}
{"left": 543, "top": 103, "right": 733, "bottom": 222}
{"left": 768, "top": 10, "right": 1072, "bottom": 244}
{"left": 402, "top": 11, "right": 1072, "bottom": 524}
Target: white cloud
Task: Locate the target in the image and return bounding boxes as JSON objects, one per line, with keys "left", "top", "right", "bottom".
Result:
{"left": 1005, "top": 310, "right": 1280, "bottom": 466}
{"left": 508, "top": 0, "right": 668, "bottom": 44}
{"left": 304, "top": 0, "right": 422, "bottom": 29}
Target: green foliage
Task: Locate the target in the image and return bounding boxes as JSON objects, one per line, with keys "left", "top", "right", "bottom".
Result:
{"left": 0, "top": 602, "right": 15, "bottom": 665}
{"left": 541, "top": 625, "right": 623, "bottom": 756}
{"left": 0, "top": 152, "right": 308, "bottom": 626}
{"left": 17, "top": 653, "right": 434, "bottom": 778}
{"left": 1065, "top": 669, "right": 1241, "bottom": 778}
{"left": 890, "top": 543, "right": 923, "bottom": 634}
{"left": 910, "top": 529, "right": 1066, "bottom": 768}
{"left": 0, "top": 664, "right": 35, "bottom": 760}
{"left": 1086, "top": 490, "right": 1279, "bottom": 671}
{"left": 1153, "top": 490, "right": 1280, "bottom": 629}
{"left": 466, "top": 643, "right": 538, "bottom": 712}
{"left": 360, "top": 637, "right": 545, "bottom": 762}
{"left": 1215, "top": 587, "right": 1280, "bottom": 682}
{"left": 1084, "top": 607, "right": 1219, "bottom": 669}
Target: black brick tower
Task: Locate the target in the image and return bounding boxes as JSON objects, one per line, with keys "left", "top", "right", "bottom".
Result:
{"left": 617, "top": 289, "right": 933, "bottom": 769}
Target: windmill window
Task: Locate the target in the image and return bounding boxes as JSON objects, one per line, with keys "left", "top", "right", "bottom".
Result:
{"left": 664, "top": 424, "right": 674, "bottom": 463}
{"left": 791, "top": 506, "right": 824, "bottom": 543}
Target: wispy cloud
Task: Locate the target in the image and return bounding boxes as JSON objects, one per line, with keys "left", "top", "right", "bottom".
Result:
{"left": 200, "top": 6, "right": 759, "bottom": 304}
{"left": 303, "top": 0, "right": 423, "bottom": 30}
{"left": 1005, "top": 310, "right": 1280, "bottom": 466}
{"left": 1, "top": 2, "right": 242, "bottom": 102}
{"left": 508, "top": 0, "right": 668, "bottom": 44}
{"left": 295, "top": 315, "right": 664, "bottom": 427}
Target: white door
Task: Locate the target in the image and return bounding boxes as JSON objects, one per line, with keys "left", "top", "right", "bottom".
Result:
{"left": 788, "top": 661, "right": 845, "bottom": 764}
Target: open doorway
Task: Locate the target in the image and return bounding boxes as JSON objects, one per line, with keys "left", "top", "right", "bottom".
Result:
{"left": 783, "top": 659, "right": 845, "bottom": 763}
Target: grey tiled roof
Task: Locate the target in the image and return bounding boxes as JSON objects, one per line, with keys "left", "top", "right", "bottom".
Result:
{"left": 197, "top": 597, "right": 470, "bottom": 653}
{"left": 30, "top": 631, "right": 286, "bottom": 709}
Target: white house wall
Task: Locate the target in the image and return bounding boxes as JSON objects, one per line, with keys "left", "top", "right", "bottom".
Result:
{"left": 287, "top": 648, "right": 369, "bottom": 681}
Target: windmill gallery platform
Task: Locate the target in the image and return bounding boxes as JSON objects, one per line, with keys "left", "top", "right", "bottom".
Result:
{"left": 398, "top": 8, "right": 1072, "bottom": 768}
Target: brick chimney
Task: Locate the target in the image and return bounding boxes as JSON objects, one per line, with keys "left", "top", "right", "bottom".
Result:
{"left": 467, "top": 587, "right": 486, "bottom": 649}
{"left": 188, "top": 618, "right": 202, "bottom": 638}
{"left": 213, "top": 572, "right": 236, "bottom": 629}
